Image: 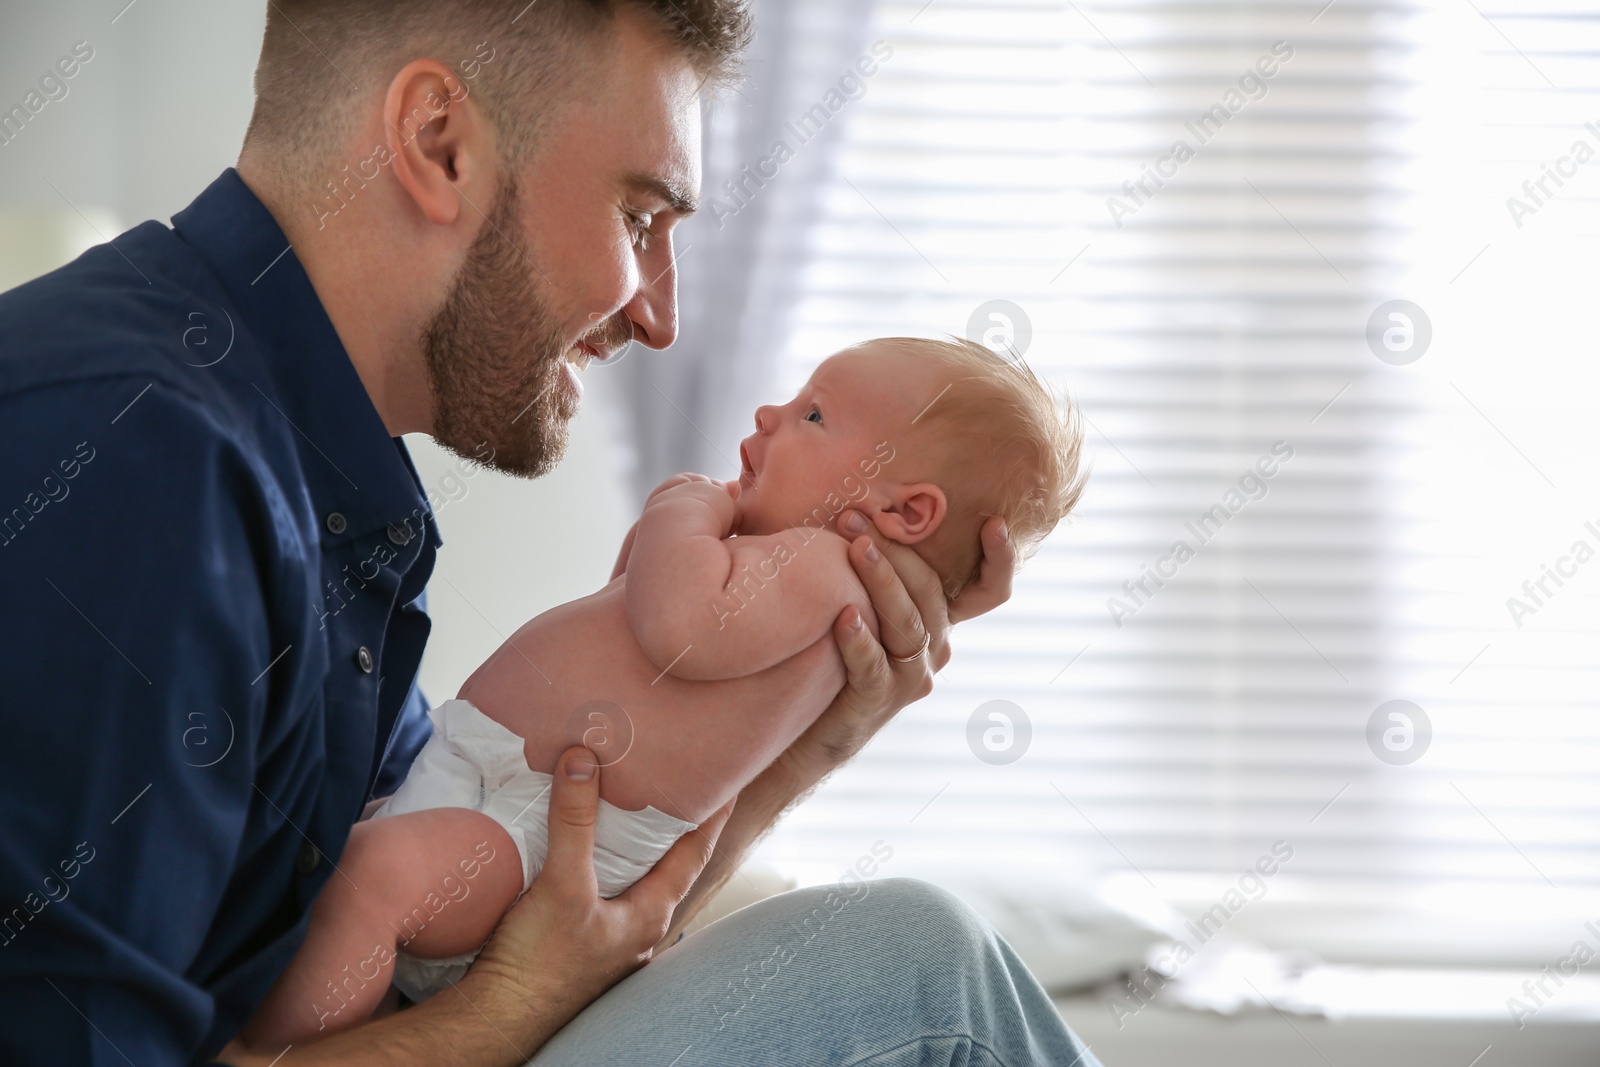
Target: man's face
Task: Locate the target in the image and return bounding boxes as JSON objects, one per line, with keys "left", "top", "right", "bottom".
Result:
{"left": 424, "top": 11, "right": 703, "bottom": 478}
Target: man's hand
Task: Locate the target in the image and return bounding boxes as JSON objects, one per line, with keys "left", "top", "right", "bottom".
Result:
{"left": 473, "top": 747, "right": 735, "bottom": 1020}
{"left": 774, "top": 512, "right": 1016, "bottom": 789}
{"left": 947, "top": 516, "right": 1018, "bottom": 624}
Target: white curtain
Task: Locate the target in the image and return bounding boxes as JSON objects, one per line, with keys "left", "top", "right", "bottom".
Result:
{"left": 615, "top": 0, "right": 877, "bottom": 501}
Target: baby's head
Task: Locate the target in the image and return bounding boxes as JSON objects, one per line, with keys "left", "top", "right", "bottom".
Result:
{"left": 735, "top": 336, "right": 1085, "bottom": 598}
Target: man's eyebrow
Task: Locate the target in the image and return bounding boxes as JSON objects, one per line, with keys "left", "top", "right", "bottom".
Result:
{"left": 625, "top": 173, "right": 698, "bottom": 217}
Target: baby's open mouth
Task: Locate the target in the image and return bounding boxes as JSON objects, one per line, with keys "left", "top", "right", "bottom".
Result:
{"left": 739, "top": 443, "right": 756, "bottom": 486}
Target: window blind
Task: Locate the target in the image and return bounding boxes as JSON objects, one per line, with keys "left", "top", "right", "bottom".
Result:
{"left": 742, "top": 0, "right": 1600, "bottom": 967}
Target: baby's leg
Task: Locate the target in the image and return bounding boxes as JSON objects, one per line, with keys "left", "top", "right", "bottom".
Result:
{"left": 238, "top": 808, "right": 523, "bottom": 1049}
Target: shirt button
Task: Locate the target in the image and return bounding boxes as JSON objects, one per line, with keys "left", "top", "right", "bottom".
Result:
{"left": 356, "top": 646, "right": 374, "bottom": 673}
{"left": 295, "top": 842, "right": 321, "bottom": 876}
{"left": 325, "top": 512, "right": 347, "bottom": 535}
{"left": 387, "top": 522, "right": 412, "bottom": 546}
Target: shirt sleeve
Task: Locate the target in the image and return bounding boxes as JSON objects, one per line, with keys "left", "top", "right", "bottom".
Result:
{"left": 0, "top": 377, "right": 295, "bottom": 1065}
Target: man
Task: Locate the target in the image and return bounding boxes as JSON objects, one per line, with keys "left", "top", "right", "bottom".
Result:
{"left": 0, "top": 1, "right": 1098, "bottom": 1064}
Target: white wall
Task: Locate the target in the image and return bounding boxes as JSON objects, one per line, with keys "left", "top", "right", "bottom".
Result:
{"left": 405, "top": 384, "right": 637, "bottom": 703}
{"left": 0, "top": 1, "right": 264, "bottom": 256}
{"left": 0, "top": 0, "right": 642, "bottom": 703}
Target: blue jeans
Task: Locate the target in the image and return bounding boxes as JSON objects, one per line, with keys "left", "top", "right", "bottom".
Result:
{"left": 529, "top": 877, "right": 1102, "bottom": 1066}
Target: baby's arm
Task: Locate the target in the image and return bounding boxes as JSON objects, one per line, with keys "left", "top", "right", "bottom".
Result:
{"left": 610, "top": 521, "right": 639, "bottom": 581}
{"left": 611, "top": 474, "right": 724, "bottom": 580}
{"left": 624, "top": 481, "right": 875, "bottom": 681}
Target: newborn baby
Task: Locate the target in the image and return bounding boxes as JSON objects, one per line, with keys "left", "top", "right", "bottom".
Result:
{"left": 239, "top": 336, "right": 1084, "bottom": 1045}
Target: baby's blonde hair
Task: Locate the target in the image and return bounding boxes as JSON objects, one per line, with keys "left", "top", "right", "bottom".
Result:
{"left": 876, "top": 336, "right": 1086, "bottom": 600}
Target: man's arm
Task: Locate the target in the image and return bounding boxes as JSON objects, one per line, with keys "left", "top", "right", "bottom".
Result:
{"left": 0, "top": 381, "right": 285, "bottom": 1063}
{"left": 656, "top": 512, "right": 1017, "bottom": 945}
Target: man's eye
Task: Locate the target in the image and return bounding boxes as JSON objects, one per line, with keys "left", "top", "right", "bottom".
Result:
{"left": 805, "top": 406, "right": 823, "bottom": 424}
{"left": 627, "top": 210, "right": 655, "bottom": 252}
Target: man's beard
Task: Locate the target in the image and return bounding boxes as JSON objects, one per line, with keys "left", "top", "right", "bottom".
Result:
{"left": 421, "top": 176, "right": 574, "bottom": 479}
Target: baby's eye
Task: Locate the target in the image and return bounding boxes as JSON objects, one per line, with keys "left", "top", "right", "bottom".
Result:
{"left": 626, "top": 210, "right": 655, "bottom": 252}
{"left": 805, "top": 406, "right": 823, "bottom": 424}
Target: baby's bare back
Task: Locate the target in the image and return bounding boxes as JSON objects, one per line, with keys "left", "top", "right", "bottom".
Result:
{"left": 457, "top": 574, "right": 848, "bottom": 824}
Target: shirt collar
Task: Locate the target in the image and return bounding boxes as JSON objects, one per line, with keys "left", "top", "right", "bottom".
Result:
{"left": 170, "top": 169, "right": 440, "bottom": 551}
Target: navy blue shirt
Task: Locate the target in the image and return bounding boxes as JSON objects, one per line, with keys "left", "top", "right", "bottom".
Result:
{"left": 0, "top": 170, "right": 440, "bottom": 1063}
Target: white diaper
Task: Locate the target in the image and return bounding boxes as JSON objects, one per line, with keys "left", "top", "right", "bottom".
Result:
{"left": 370, "top": 698, "right": 698, "bottom": 1003}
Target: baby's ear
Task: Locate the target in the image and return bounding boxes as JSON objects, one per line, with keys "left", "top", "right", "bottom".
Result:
{"left": 872, "top": 482, "right": 947, "bottom": 545}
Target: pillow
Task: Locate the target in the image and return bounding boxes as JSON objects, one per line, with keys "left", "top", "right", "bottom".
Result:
{"left": 711, "top": 857, "right": 1182, "bottom": 993}
{"left": 888, "top": 859, "right": 1185, "bottom": 992}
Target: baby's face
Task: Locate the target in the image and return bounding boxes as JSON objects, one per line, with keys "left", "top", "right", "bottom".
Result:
{"left": 735, "top": 343, "right": 942, "bottom": 535}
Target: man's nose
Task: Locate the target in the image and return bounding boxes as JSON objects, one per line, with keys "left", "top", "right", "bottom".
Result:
{"left": 623, "top": 237, "right": 680, "bottom": 350}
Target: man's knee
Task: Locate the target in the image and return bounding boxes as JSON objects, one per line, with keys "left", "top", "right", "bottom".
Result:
{"left": 782, "top": 875, "right": 993, "bottom": 961}
{"left": 855, "top": 876, "right": 987, "bottom": 932}
{"left": 842, "top": 875, "right": 970, "bottom": 914}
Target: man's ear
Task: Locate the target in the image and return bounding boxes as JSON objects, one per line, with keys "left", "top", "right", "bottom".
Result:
{"left": 384, "top": 59, "right": 494, "bottom": 227}
{"left": 872, "top": 482, "right": 947, "bottom": 545}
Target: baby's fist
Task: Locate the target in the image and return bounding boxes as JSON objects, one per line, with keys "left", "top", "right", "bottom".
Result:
{"left": 647, "top": 472, "right": 715, "bottom": 503}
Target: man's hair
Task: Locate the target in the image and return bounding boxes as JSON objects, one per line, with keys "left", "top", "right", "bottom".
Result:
{"left": 244, "top": 0, "right": 750, "bottom": 177}
{"left": 879, "top": 336, "right": 1087, "bottom": 600}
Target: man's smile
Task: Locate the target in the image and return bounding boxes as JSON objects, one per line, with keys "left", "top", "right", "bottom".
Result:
{"left": 567, "top": 339, "right": 599, "bottom": 371}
